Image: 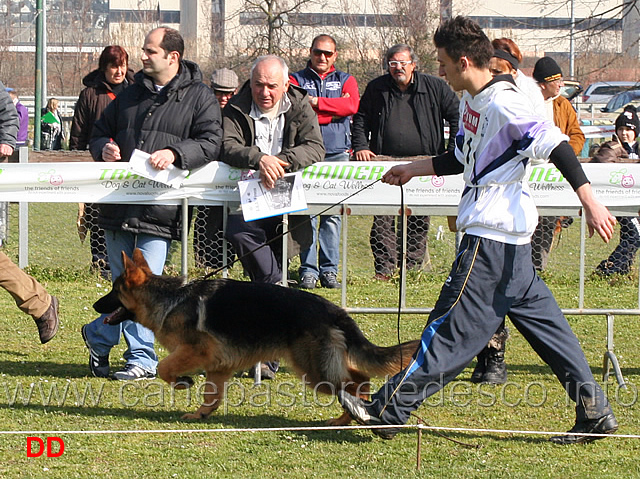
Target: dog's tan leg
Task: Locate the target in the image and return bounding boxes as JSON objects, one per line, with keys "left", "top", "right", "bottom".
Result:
{"left": 326, "top": 410, "right": 353, "bottom": 426}
{"left": 182, "top": 371, "right": 231, "bottom": 420}
{"left": 326, "top": 370, "right": 371, "bottom": 426}
{"left": 157, "top": 347, "right": 205, "bottom": 389}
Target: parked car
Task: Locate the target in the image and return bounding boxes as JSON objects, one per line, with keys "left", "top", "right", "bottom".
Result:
{"left": 600, "top": 89, "right": 640, "bottom": 113}
{"left": 560, "top": 79, "right": 583, "bottom": 101}
{"left": 582, "top": 81, "right": 640, "bottom": 104}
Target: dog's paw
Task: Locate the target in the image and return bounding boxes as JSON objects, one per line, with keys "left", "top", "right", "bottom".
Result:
{"left": 172, "top": 376, "right": 195, "bottom": 389}
{"left": 181, "top": 412, "right": 207, "bottom": 421}
{"left": 326, "top": 412, "right": 353, "bottom": 427}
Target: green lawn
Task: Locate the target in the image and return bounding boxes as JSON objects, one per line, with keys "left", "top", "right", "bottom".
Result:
{"left": 0, "top": 203, "right": 639, "bottom": 477}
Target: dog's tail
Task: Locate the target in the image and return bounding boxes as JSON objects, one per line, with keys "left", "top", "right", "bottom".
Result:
{"left": 348, "top": 338, "right": 421, "bottom": 378}
{"left": 336, "top": 314, "right": 420, "bottom": 379}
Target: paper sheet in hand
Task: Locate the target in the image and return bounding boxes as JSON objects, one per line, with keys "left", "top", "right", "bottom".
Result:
{"left": 238, "top": 172, "right": 307, "bottom": 221}
{"left": 128, "top": 149, "right": 189, "bottom": 188}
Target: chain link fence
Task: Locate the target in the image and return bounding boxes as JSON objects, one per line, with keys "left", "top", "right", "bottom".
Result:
{"left": 6, "top": 201, "right": 639, "bottom": 307}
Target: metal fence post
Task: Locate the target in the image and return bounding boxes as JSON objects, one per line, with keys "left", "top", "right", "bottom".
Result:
{"left": 341, "top": 205, "right": 348, "bottom": 308}
{"left": 18, "top": 147, "right": 29, "bottom": 268}
{"left": 181, "top": 198, "right": 189, "bottom": 278}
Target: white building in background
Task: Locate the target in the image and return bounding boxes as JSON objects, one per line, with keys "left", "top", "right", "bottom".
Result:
{"left": 162, "top": 0, "right": 635, "bottom": 61}
{"left": 2, "top": 0, "right": 637, "bottom": 60}
{"left": 462, "top": 0, "right": 629, "bottom": 57}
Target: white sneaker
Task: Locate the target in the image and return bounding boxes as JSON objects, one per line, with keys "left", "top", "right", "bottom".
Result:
{"left": 112, "top": 364, "right": 156, "bottom": 381}
{"left": 337, "top": 390, "right": 400, "bottom": 440}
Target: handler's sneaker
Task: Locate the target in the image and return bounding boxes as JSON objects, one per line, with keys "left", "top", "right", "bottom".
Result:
{"left": 549, "top": 413, "right": 618, "bottom": 445}
{"left": 337, "top": 390, "right": 400, "bottom": 440}
{"left": 81, "top": 324, "right": 110, "bottom": 378}
{"left": 112, "top": 364, "right": 156, "bottom": 381}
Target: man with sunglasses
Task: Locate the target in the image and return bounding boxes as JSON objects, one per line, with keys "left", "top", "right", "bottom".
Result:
{"left": 352, "top": 44, "right": 459, "bottom": 280}
{"left": 290, "top": 34, "right": 359, "bottom": 290}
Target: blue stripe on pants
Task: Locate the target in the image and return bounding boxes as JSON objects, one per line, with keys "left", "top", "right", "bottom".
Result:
{"left": 368, "top": 234, "right": 612, "bottom": 425}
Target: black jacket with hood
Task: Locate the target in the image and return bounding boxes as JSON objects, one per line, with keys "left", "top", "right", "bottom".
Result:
{"left": 90, "top": 60, "right": 222, "bottom": 240}
{"left": 69, "top": 68, "right": 136, "bottom": 150}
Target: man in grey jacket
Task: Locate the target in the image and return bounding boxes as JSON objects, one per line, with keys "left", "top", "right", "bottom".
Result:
{"left": 222, "top": 55, "right": 324, "bottom": 285}
{"left": 221, "top": 55, "right": 324, "bottom": 379}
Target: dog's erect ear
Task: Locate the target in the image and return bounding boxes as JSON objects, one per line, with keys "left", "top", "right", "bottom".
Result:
{"left": 131, "top": 248, "right": 153, "bottom": 275}
{"left": 121, "top": 250, "right": 136, "bottom": 275}
{"left": 120, "top": 250, "right": 149, "bottom": 287}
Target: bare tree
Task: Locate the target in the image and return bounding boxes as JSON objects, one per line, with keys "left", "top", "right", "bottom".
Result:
{"left": 46, "top": 0, "right": 109, "bottom": 95}
{"left": 224, "top": 0, "right": 320, "bottom": 62}
{"left": 474, "top": 0, "right": 640, "bottom": 81}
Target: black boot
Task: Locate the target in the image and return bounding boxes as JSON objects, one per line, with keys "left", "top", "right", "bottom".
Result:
{"left": 483, "top": 348, "right": 507, "bottom": 384}
{"left": 482, "top": 327, "right": 509, "bottom": 384}
{"left": 470, "top": 347, "right": 488, "bottom": 383}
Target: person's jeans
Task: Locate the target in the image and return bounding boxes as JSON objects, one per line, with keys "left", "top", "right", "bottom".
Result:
{"left": 299, "top": 152, "right": 348, "bottom": 279}
{"left": 82, "top": 230, "right": 171, "bottom": 372}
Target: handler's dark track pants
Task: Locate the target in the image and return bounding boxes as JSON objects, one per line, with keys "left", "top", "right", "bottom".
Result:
{"left": 368, "top": 234, "right": 613, "bottom": 425}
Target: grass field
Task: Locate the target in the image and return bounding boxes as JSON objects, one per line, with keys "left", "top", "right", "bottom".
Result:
{"left": 0, "top": 203, "right": 639, "bottom": 477}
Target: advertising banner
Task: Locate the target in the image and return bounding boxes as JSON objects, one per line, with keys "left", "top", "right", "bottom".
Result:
{"left": 0, "top": 161, "right": 638, "bottom": 210}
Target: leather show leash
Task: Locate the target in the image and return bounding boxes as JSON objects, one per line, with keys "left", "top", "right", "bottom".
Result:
{"left": 201, "top": 153, "right": 434, "bottom": 281}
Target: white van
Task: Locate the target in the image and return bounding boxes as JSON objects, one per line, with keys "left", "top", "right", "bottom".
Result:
{"left": 582, "top": 81, "right": 640, "bottom": 104}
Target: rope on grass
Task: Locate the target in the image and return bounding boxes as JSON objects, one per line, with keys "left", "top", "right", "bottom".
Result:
{"left": 1, "top": 424, "right": 640, "bottom": 440}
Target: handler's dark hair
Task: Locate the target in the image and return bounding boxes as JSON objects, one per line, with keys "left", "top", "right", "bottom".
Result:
{"left": 433, "top": 16, "right": 493, "bottom": 69}
{"left": 158, "top": 26, "right": 184, "bottom": 59}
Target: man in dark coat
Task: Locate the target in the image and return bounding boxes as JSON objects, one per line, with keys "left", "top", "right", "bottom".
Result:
{"left": 81, "top": 27, "right": 222, "bottom": 381}
{"left": 351, "top": 44, "right": 459, "bottom": 280}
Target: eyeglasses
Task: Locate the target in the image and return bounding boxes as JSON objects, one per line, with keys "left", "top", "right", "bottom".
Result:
{"left": 312, "top": 49, "right": 335, "bottom": 58}
{"left": 388, "top": 60, "right": 413, "bottom": 68}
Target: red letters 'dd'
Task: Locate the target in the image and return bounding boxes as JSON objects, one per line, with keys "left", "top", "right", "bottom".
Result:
{"left": 27, "top": 437, "right": 65, "bottom": 457}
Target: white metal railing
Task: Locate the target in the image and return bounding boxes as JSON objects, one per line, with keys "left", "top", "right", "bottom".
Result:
{"left": 9, "top": 148, "right": 640, "bottom": 389}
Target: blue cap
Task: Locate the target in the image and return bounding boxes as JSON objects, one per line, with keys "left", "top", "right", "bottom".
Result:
{"left": 5, "top": 87, "right": 14, "bottom": 92}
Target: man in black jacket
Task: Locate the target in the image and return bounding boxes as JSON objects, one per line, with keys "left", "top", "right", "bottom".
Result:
{"left": 82, "top": 27, "right": 222, "bottom": 381}
{"left": 352, "top": 44, "right": 459, "bottom": 280}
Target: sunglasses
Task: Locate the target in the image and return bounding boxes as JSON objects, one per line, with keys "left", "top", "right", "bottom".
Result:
{"left": 312, "top": 49, "right": 335, "bottom": 57}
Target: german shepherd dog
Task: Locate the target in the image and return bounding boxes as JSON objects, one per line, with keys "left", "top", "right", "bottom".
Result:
{"left": 94, "top": 249, "right": 419, "bottom": 422}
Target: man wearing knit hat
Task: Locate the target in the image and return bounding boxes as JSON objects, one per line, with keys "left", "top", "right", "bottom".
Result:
{"left": 210, "top": 68, "right": 239, "bottom": 109}
{"left": 193, "top": 66, "right": 240, "bottom": 269}
{"left": 533, "top": 57, "right": 585, "bottom": 155}
{"left": 531, "top": 56, "right": 585, "bottom": 271}
{"left": 591, "top": 105, "right": 640, "bottom": 275}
